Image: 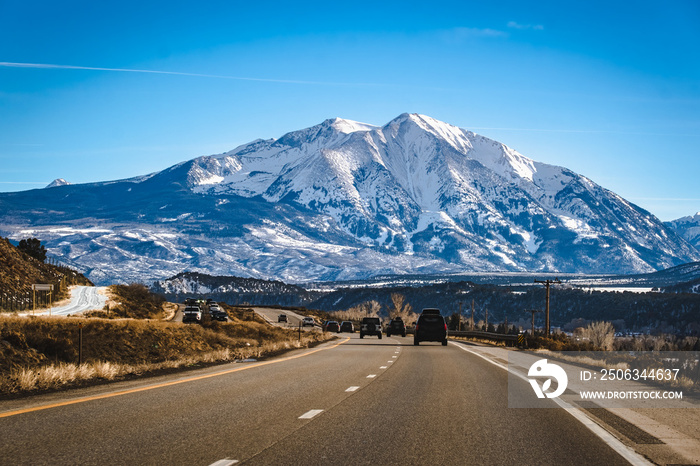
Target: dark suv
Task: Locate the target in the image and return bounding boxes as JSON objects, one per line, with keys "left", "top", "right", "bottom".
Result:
{"left": 414, "top": 308, "right": 447, "bottom": 346}
{"left": 386, "top": 317, "right": 406, "bottom": 337}
{"left": 324, "top": 321, "right": 341, "bottom": 333}
{"left": 360, "top": 317, "right": 382, "bottom": 339}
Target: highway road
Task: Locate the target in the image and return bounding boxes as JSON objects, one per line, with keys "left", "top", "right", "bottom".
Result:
{"left": 253, "top": 307, "right": 319, "bottom": 330}
{"left": 0, "top": 335, "right": 646, "bottom": 465}
{"left": 27, "top": 286, "right": 107, "bottom": 316}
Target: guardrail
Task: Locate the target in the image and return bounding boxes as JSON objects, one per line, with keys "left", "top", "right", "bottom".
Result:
{"left": 449, "top": 330, "right": 519, "bottom": 347}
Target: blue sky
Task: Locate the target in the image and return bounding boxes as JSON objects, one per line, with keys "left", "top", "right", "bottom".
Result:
{"left": 1, "top": 0, "right": 698, "bottom": 221}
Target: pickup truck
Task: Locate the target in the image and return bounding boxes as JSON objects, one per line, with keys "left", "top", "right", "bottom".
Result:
{"left": 182, "top": 306, "right": 202, "bottom": 324}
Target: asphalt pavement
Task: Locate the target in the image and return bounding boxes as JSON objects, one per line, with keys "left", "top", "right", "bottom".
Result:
{"left": 0, "top": 335, "right": 643, "bottom": 465}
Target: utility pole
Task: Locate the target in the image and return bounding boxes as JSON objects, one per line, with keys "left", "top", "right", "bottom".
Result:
{"left": 458, "top": 301, "right": 463, "bottom": 331}
{"left": 485, "top": 308, "right": 488, "bottom": 331}
{"left": 534, "top": 279, "right": 561, "bottom": 337}
{"left": 525, "top": 309, "right": 543, "bottom": 336}
{"left": 470, "top": 300, "right": 475, "bottom": 330}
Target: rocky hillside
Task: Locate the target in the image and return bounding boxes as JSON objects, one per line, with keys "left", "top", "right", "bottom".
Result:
{"left": 0, "top": 237, "right": 92, "bottom": 311}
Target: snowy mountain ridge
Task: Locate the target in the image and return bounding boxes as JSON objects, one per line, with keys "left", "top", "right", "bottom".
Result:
{"left": 667, "top": 213, "right": 700, "bottom": 250}
{"left": 0, "top": 113, "right": 697, "bottom": 285}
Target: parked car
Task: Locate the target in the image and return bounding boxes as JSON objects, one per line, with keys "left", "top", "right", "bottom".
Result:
{"left": 324, "top": 321, "right": 341, "bottom": 332}
{"left": 414, "top": 308, "right": 447, "bottom": 346}
{"left": 386, "top": 317, "right": 407, "bottom": 337}
{"left": 360, "top": 317, "right": 382, "bottom": 339}
{"left": 302, "top": 316, "right": 316, "bottom": 327}
{"left": 182, "top": 305, "right": 202, "bottom": 324}
{"left": 278, "top": 314, "right": 288, "bottom": 323}
{"left": 340, "top": 321, "right": 354, "bottom": 333}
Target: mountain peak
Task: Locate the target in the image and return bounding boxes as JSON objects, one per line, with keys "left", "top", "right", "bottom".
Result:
{"left": 46, "top": 178, "right": 70, "bottom": 188}
{"left": 3, "top": 113, "right": 697, "bottom": 285}
{"left": 322, "top": 117, "right": 376, "bottom": 134}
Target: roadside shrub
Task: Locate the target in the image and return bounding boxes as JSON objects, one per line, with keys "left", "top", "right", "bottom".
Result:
{"left": 109, "top": 284, "right": 166, "bottom": 319}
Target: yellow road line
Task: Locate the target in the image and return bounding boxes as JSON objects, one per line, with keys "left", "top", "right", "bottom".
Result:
{"left": 0, "top": 337, "right": 350, "bottom": 419}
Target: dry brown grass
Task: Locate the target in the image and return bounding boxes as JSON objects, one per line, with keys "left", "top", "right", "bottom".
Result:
{"left": 0, "top": 313, "right": 333, "bottom": 396}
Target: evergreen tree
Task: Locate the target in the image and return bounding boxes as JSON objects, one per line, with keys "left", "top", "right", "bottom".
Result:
{"left": 18, "top": 238, "right": 47, "bottom": 262}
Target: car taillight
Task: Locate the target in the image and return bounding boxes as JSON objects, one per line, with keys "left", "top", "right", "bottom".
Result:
{"left": 444, "top": 323, "right": 447, "bottom": 331}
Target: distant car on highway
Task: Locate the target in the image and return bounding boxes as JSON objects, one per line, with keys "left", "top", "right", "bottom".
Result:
{"left": 182, "top": 305, "right": 202, "bottom": 324}
{"left": 340, "top": 321, "right": 354, "bottom": 333}
{"left": 360, "top": 317, "right": 382, "bottom": 339}
{"left": 324, "top": 321, "right": 341, "bottom": 332}
{"left": 302, "top": 316, "right": 315, "bottom": 327}
{"left": 386, "top": 317, "right": 406, "bottom": 337}
{"left": 278, "top": 314, "right": 288, "bottom": 323}
{"left": 209, "top": 306, "right": 228, "bottom": 321}
{"left": 414, "top": 308, "right": 447, "bottom": 346}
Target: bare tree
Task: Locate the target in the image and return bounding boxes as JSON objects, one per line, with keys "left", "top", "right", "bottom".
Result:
{"left": 388, "top": 293, "right": 416, "bottom": 324}
{"left": 582, "top": 321, "right": 615, "bottom": 350}
{"left": 366, "top": 300, "right": 381, "bottom": 317}
{"left": 332, "top": 300, "right": 382, "bottom": 321}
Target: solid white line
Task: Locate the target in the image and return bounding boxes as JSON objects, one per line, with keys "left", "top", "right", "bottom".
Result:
{"left": 367, "top": 374, "right": 377, "bottom": 378}
{"left": 345, "top": 386, "right": 360, "bottom": 392}
{"left": 208, "top": 459, "right": 239, "bottom": 466}
{"left": 298, "top": 409, "right": 324, "bottom": 419}
{"left": 451, "top": 342, "right": 652, "bottom": 466}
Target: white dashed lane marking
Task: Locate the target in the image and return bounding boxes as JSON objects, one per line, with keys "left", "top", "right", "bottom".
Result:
{"left": 298, "top": 409, "right": 324, "bottom": 419}
{"left": 345, "top": 386, "right": 360, "bottom": 392}
{"left": 208, "top": 459, "right": 238, "bottom": 466}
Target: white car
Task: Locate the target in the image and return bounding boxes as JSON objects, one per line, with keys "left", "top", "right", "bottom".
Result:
{"left": 302, "top": 316, "right": 315, "bottom": 327}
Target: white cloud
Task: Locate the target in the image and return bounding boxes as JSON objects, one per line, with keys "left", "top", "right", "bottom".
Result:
{"left": 440, "top": 27, "right": 508, "bottom": 43}
{"left": 507, "top": 21, "right": 544, "bottom": 31}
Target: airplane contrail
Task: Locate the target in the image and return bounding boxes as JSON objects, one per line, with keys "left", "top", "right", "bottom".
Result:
{"left": 0, "top": 61, "right": 379, "bottom": 86}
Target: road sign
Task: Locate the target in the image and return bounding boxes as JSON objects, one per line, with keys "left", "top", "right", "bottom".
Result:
{"left": 32, "top": 284, "right": 54, "bottom": 291}
{"left": 32, "top": 284, "right": 54, "bottom": 315}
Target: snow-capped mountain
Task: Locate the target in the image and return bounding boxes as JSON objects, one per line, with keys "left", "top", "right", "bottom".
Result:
{"left": 667, "top": 213, "right": 700, "bottom": 250}
{"left": 0, "top": 113, "right": 697, "bottom": 285}
{"left": 45, "top": 178, "right": 70, "bottom": 188}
